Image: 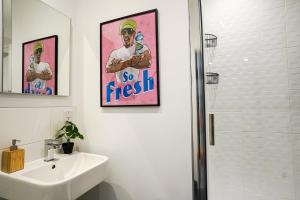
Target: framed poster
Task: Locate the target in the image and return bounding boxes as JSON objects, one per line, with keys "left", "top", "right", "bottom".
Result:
{"left": 100, "top": 9, "right": 160, "bottom": 107}
{"left": 22, "top": 35, "right": 58, "bottom": 95}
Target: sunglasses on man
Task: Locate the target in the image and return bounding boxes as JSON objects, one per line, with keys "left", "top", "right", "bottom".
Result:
{"left": 121, "top": 28, "right": 134, "bottom": 35}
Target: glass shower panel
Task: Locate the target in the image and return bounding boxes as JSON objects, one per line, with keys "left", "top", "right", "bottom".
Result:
{"left": 202, "top": 0, "right": 300, "bottom": 199}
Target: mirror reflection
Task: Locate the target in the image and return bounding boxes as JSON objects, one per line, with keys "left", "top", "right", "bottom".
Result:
{"left": 2, "top": 0, "right": 71, "bottom": 96}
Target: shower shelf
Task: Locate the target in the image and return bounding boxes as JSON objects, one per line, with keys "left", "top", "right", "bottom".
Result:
{"left": 206, "top": 72, "right": 219, "bottom": 84}
{"left": 205, "top": 33, "right": 217, "bottom": 48}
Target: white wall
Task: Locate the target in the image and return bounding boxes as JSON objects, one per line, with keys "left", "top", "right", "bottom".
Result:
{"left": 0, "top": 2, "right": 75, "bottom": 196}
{"left": 74, "top": 0, "right": 193, "bottom": 199}
{"left": 10, "top": 0, "right": 70, "bottom": 96}
{"left": 203, "top": 0, "right": 300, "bottom": 200}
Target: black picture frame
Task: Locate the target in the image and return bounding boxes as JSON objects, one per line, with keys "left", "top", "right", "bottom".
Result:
{"left": 100, "top": 9, "right": 160, "bottom": 107}
{"left": 22, "top": 35, "right": 58, "bottom": 95}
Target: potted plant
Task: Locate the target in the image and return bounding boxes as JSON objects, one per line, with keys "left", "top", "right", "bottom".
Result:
{"left": 56, "top": 121, "right": 84, "bottom": 154}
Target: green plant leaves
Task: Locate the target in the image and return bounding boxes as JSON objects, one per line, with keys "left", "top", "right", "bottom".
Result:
{"left": 66, "top": 125, "right": 73, "bottom": 133}
{"left": 55, "top": 121, "right": 84, "bottom": 142}
{"left": 56, "top": 133, "right": 65, "bottom": 139}
{"left": 78, "top": 134, "right": 84, "bottom": 140}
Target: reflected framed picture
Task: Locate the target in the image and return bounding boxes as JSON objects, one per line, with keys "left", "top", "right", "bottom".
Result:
{"left": 22, "top": 35, "right": 58, "bottom": 95}
{"left": 100, "top": 9, "right": 160, "bottom": 107}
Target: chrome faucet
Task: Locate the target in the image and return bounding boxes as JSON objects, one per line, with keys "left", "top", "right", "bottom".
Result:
{"left": 44, "top": 139, "right": 61, "bottom": 162}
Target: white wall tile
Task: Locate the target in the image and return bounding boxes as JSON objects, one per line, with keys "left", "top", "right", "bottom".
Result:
{"left": 208, "top": 132, "right": 295, "bottom": 200}
{"left": 287, "top": 46, "right": 300, "bottom": 70}
{"left": 50, "top": 107, "right": 73, "bottom": 138}
{"left": 0, "top": 107, "right": 72, "bottom": 167}
{"left": 241, "top": 111, "right": 289, "bottom": 132}
{"left": 0, "top": 141, "right": 44, "bottom": 164}
{"left": 286, "top": 3, "right": 300, "bottom": 47}
{"left": 207, "top": 132, "right": 244, "bottom": 200}
{"left": 212, "top": 112, "right": 244, "bottom": 132}
{"left": 290, "top": 112, "right": 300, "bottom": 133}
{"left": 286, "top": 0, "right": 299, "bottom": 6}
{"left": 260, "top": 0, "right": 285, "bottom": 10}
{"left": 290, "top": 90, "right": 300, "bottom": 110}
{"left": 0, "top": 108, "right": 51, "bottom": 149}
{"left": 289, "top": 68, "right": 300, "bottom": 90}
{"left": 291, "top": 134, "right": 300, "bottom": 200}
{"left": 20, "top": 141, "right": 44, "bottom": 162}
{"left": 203, "top": 0, "right": 300, "bottom": 199}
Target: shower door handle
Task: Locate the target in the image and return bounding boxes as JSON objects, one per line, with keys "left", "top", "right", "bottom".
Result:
{"left": 209, "top": 114, "right": 215, "bottom": 145}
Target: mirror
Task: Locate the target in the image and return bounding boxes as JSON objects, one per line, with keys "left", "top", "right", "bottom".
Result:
{"left": 1, "top": 0, "right": 71, "bottom": 96}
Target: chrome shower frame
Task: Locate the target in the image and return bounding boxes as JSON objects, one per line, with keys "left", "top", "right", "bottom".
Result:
{"left": 188, "top": 0, "right": 208, "bottom": 199}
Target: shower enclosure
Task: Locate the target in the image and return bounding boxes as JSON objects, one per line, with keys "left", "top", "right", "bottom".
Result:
{"left": 190, "top": 0, "right": 300, "bottom": 199}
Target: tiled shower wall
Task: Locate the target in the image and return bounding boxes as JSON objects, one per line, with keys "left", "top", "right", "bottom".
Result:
{"left": 203, "top": 0, "right": 300, "bottom": 199}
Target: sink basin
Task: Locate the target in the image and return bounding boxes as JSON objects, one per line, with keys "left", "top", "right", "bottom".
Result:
{"left": 0, "top": 152, "right": 109, "bottom": 200}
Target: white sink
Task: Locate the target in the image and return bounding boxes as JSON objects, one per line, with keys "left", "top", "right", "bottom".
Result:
{"left": 0, "top": 152, "right": 109, "bottom": 200}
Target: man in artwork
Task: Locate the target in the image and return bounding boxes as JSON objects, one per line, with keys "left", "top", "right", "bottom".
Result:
{"left": 106, "top": 19, "right": 152, "bottom": 83}
{"left": 26, "top": 41, "right": 52, "bottom": 91}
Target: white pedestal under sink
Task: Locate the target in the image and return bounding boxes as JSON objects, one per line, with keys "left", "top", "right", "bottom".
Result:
{"left": 0, "top": 152, "right": 109, "bottom": 200}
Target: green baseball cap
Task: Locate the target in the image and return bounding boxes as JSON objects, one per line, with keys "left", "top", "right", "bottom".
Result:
{"left": 33, "top": 41, "right": 44, "bottom": 53}
{"left": 119, "top": 19, "right": 137, "bottom": 34}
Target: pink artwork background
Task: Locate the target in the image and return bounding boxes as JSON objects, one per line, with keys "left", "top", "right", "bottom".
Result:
{"left": 101, "top": 11, "right": 158, "bottom": 106}
{"left": 23, "top": 36, "right": 56, "bottom": 95}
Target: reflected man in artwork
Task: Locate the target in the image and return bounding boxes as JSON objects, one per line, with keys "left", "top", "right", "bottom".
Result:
{"left": 26, "top": 41, "right": 52, "bottom": 92}
{"left": 106, "top": 19, "right": 152, "bottom": 83}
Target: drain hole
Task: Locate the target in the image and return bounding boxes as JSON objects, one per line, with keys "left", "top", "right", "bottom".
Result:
{"left": 52, "top": 165, "right": 56, "bottom": 169}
